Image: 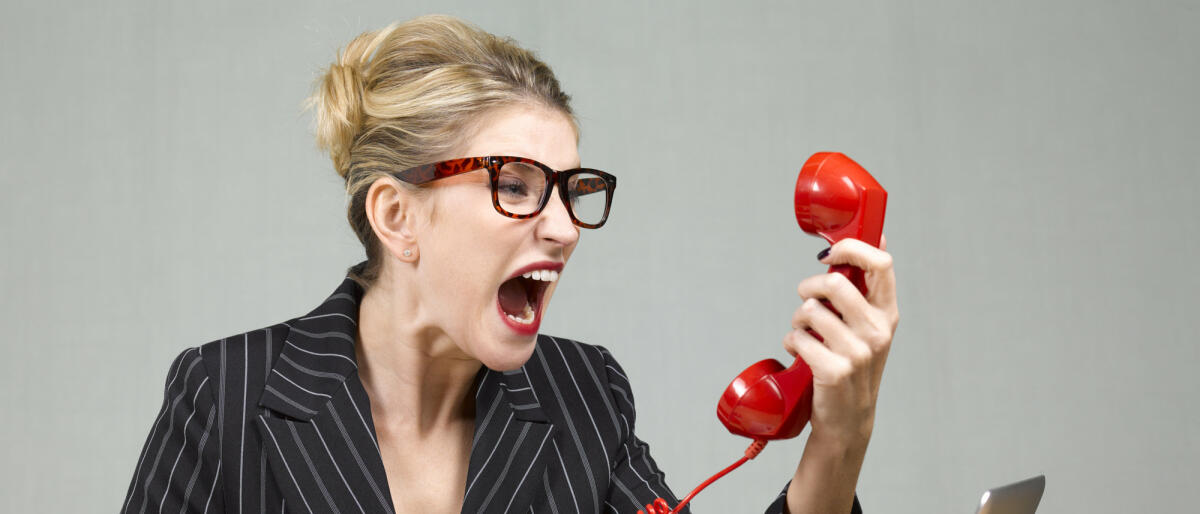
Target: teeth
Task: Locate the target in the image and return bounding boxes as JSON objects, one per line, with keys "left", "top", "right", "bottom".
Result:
{"left": 520, "top": 270, "right": 559, "bottom": 282}
{"left": 505, "top": 303, "right": 536, "bottom": 325}
{"left": 507, "top": 269, "right": 555, "bottom": 327}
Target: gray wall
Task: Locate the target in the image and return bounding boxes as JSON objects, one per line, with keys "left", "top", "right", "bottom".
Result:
{"left": 2, "top": 0, "right": 1196, "bottom": 512}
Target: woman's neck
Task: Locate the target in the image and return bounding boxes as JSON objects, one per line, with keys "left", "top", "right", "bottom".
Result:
{"left": 354, "top": 274, "right": 481, "bottom": 439}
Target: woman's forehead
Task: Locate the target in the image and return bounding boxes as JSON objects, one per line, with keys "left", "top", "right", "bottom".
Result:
{"left": 459, "top": 105, "right": 580, "bottom": 170}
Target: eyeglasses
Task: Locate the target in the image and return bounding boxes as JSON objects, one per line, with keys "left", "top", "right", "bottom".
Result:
{"left": 393, "top": 156, "right": 617, "bottom": 229}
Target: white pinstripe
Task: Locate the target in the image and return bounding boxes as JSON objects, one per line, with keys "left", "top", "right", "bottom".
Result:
{"left": 272, "top": 368, "right": 333, "bottom": 399}
{"left": 178, "top": 408, "right": 219, "bottom": 513}
{"left": 284, "top": 340, "right": 357, "bottom": 368}
{"left": 259, "top": 416, "right": 315, "bottom": 514}
{"left": 551, "top": 439, "right": 580, "bottom": 513}
{"left": 202, "top": 459, "right": 221, "bottom": 514}
{"left": 284, "top": 421, "right": 342, "bottom": 514}
{"left": 477, "top": 423, "right": 531, "bottom": 511}
{"left": 535, "top": 343, "right": 600, "bottom": 510}
{"left": 157, "top": 378, "right": 210, "bottom": 513}
{"left": 138, "top": 363, "right": 205, "bottom": 514}
{"left": 239, "top": 334, "right": 247, "bottom": 514}
{"left": 123, "top": 348, "right": 195, "bottom": 514}
{"left": 326, "top": 401, "right": 394, "bottom": 514}
{"left": 548, "top": 336, "right": 611, "bottom": 473}
{"left": 502, "top": 428, "right": 554, "bottom": 513}
{"left": 312, "top": 422, "right": 368, "bottom": 514}
{"left": 465, "top": 412, "right": 515, "bottom": 496}
{"left": 341, "top": 380, "right": 379, "bottom": 453}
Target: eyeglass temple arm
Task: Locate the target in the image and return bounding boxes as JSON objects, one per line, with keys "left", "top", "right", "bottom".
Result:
{"left": 393, "top": 164, "right": 437, "bottom": 184}
{"left": 394, "top": 157, "right": 491, "bottom": 185}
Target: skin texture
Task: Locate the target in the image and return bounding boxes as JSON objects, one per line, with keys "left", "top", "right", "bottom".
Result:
{"left": 354, "top": 103, "right": 580, "bottom": 513}
{"left": 783, "top": 235, "right": 899, "bottom": 514}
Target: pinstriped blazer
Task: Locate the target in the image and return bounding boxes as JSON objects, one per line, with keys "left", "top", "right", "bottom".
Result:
{"left": 122, "top": 266, "right": 861, "bottom": 513}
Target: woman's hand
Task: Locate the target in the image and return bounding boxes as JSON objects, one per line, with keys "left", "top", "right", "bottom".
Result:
{"left": 782, "top": 234, "right": 898, "bottom": 514}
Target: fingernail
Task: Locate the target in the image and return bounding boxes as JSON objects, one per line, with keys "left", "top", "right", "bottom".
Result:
{"left": 817, "top": 247, "right": 831, "bottom": 261}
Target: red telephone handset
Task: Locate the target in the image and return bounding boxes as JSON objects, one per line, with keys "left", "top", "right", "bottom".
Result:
{"left": 638, "top": 153, "right": 887, "bottom": 514}
{"left": 717, "top": 152, "right": 888, "bottom": 440}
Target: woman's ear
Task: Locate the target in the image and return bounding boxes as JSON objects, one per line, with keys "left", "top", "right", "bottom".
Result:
{"left": 365, "top": 177, "right": 421, "bottom": 262}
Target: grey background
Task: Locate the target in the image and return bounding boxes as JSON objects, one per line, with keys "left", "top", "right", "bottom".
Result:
{"left": 2, "top": 0, "right": 1196, "bottom": 512}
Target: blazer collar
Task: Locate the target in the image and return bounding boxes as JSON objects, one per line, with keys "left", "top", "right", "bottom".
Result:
{"left": 257, "top": 262, "right": 550, "bottom": 424}
{"left": 257, "top": 269, "right": 363, "bottom": 420}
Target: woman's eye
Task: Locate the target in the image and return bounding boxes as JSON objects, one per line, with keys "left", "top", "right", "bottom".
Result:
{"left": 498, "top": 180, "right": 529, "bottom": 196}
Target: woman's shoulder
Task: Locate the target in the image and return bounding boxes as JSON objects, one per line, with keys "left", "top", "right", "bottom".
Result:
{"left": 529, "top": 333, "right": 628, "bottom": 385}
{"left": 166, "top": 319, "right": 295, "bottom": 395}
{"left": 179, "top": 272, "right": 365, "bottom": 387}
{"left": 527, "top": 334, "right": 638, "bottom": 422}
{"left": 200, "top": 319, "right": 293, "bottom": 353}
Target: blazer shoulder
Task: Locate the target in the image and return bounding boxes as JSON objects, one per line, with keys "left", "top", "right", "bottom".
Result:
{"left": 531, "top": 334, "right": 635, "bottom": 436}
{"left": 196, "top": 320, "right": 291, "bottom": 353}
{"left": 533, "top": 334, "right": 628, "bottom": 384}
{"left": 190, "top": 320, "right": 292, "bottom": 391}
{"left": 533, "top": 333, "right": 618, "bottom": 380}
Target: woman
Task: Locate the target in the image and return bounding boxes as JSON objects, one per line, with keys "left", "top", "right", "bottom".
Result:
{"left": 122, "top": 15, "right": 898, "bottom": 514}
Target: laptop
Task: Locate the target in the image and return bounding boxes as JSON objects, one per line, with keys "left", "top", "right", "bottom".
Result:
{"left": 976, "top": 475, "right": 1045, "bottom": 514}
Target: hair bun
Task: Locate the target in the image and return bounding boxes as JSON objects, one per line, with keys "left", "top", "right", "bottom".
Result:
{"left": 309, "top": 30, "right": 381, "bottom": 179}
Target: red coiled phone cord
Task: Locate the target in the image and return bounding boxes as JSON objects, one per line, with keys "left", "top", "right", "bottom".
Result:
{"left": 636, "top": 439, "right": 768, "bottom": 514}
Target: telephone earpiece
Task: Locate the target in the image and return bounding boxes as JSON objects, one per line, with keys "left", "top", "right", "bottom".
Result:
{"left": 716, "top": 152, "right": 887, "bottom": 440}
{"left": 794, "top": 152, "right": 887, "bottom": 294}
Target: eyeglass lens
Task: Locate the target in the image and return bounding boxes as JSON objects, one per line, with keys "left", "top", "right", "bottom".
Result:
{"left": 496, "top": 162, "right": 609, "bottom": 224}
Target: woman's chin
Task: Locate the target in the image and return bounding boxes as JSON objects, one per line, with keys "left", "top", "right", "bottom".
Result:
{"left": 478, "top": 337, "right": 538, "bottom": 372}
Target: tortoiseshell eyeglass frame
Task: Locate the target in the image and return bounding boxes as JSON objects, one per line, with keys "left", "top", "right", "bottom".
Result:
{"left": 392, "top": 156, "right": 617, "bottom": 229}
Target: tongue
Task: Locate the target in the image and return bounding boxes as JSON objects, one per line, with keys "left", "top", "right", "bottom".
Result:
{"left": 498, "top": 278, "right": 529, "bottom": 315}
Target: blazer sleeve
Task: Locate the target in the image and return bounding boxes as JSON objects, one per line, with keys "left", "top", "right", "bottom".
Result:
{"left": 597, "top": 347, "right": 863, "bottom": 514}
{"left": 121, "top": 347, "right": 225, "bottom": 513}
{"left": 597, "top": 346, "right": 690, "bottom": 513}
{"left": 763, "top": 480, "right": 864, "bottom": 513}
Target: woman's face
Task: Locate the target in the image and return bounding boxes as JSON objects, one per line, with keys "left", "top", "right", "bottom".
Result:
{"left": 410, "top": 104, "right": 581, "bottom": 371}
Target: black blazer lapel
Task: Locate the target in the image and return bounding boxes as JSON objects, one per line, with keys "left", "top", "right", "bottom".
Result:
{"left": 463, "top": 366, "right": 558, "bottom": 513}
{"left": 256, "top": 376, "right": 396, "bottom": 514}
{"left": 255, "top": 277, "right": 396, "bottom": 514}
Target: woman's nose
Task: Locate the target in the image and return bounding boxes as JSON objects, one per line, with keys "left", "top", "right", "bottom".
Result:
{"left": 536, "top": 185, "right": 580, "bottom": 246}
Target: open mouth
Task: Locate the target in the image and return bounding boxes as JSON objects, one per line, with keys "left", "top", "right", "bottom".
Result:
{"left": 497, "top": 268, "right": 559, "bottom": 333}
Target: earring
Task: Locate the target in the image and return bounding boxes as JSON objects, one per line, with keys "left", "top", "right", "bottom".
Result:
{"left": 403, "top": 249, "right": 412, "bottom": 257}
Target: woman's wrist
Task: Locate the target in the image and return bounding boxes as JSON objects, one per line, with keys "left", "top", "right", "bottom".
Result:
{"left": 804, "top": 428, "right": 870, "bottom": 466}
{"left": 810, "top": 413, "right": 874, "bottom": 451}
{"left": 785, "top": 430, "right": 870, "bottom": 514}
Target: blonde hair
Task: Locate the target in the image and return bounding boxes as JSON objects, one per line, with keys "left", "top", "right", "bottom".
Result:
{"left": 308, "top": 15, "right": 576, "bottom": 289}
